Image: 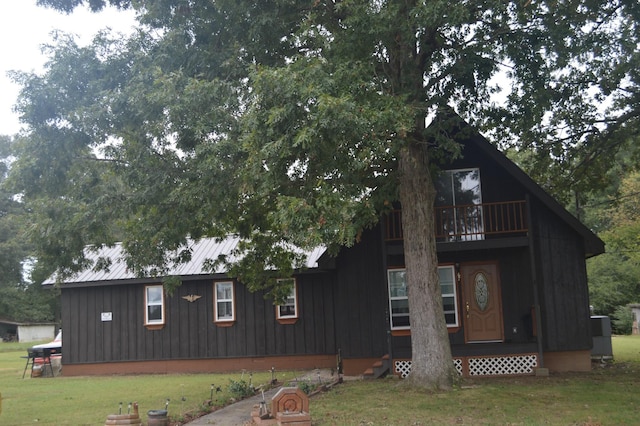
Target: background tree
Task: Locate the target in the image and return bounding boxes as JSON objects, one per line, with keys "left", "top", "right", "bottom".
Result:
{"left": 588, "top": 170, "right": 640, "bottom": 333}
{"left": 9, "top": 1, "right": 640, "bottom": 388}
{"left": 0, "top": 135, "right": 58, "bottom": 324}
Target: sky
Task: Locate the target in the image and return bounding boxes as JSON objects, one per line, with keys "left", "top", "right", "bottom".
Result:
{"left": 0, "top": 1, "right": 137, "bottom": 136}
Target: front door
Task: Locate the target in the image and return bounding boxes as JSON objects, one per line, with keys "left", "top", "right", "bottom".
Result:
{"left": 461, "top": 262, "right": 504, "bottom": 343}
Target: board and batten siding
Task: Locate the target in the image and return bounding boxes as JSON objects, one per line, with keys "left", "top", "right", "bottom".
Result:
{"left": 531, "top": 199, "right": 592, "bottom": 352}
{"left": 333, "top": 225, "right": 389, "bottom": 359}
{"left": 61, "top": 272, "right": 337, "bottom": 365}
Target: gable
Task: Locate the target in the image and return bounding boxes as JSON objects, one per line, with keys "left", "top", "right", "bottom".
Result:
{"left": 431, "top": 112, "right": 604, "bottom": 258}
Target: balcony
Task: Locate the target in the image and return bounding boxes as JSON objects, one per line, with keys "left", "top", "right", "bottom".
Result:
{"left": 385, "top": 200, "right": 528, "bottom": 242}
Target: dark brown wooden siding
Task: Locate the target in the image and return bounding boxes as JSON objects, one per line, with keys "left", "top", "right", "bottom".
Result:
{"left": 59, "top": 138, "right": 596, "bottom": 368}
{"left": 445, "top": 135, "right": 526, "bottom": 205}
{"left": 333, "top": 225, "right": 389, "bottom": 359}
{"left": 531, "top": 199, "right": 592, "bottom": 352}
{"left": 61, "top": 272, "right": 337, "bottom": 365}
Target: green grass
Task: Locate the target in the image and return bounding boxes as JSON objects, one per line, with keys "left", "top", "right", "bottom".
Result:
{"left": 311, "top": 336, "right": 640, "bottom": 425}
{"left": 0, "top": 342, "right": 297, "bottom": 425}
{"left": 312, "top": 365, "right": 640, "bottom": 425}
{"left": 1, "top": 336, "right": 639, "bottom": 425}
{"left": 610, "top": 334, "right": 640, "bottom": 362}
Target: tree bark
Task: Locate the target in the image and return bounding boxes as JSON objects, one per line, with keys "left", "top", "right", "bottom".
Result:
{"left": 398, "top": 141, "right": 456, "bottom": 390}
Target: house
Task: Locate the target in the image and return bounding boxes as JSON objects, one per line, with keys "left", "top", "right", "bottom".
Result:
{"left": 44, "top": 116, "right": 604, "bottom": 378}
{"left": 630, "top": 304, "right": 640, "bottom": 335}
{"left": 0, "top": 319, "right": 56, "bottom": 343}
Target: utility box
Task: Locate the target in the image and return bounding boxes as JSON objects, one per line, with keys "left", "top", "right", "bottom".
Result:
{"left": 591, "top": 315, "right": 613, "bottom": 360}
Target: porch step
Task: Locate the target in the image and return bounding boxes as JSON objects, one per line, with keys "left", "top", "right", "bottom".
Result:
{"left": 363, "top": 355, "right": 391, "bottom": 379}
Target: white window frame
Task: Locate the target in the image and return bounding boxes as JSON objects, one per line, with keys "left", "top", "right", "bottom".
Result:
{"left": 387, "top": 269, "right": 410, "bottom": 330}
{"left": 144, "top": 284, "right": 165, "bottom": 326}
{"left": 276, "top": 278, "right": 298, "bottom": 320}
{"left": 214, "top": 281, "right": 235, "bottom": 323}
{"left": 439, "top": 265, "right": 459, "bottom": 328}
{"left": 387, "top": 265, "right": 459, "bottom": 330}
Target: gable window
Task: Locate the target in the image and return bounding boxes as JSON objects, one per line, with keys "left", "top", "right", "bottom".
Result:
{"left": 214, "top": 281, "right": 235, "bottom": 325}
{"left": 387, "top": 265, "right": 459, "bottom": 330}
{"left": 435, "top": 168, "right": 484, "bottom": 241}
{"left": 276, "top": 278, "right": 298, "bottom": 324}
{"left": 145, "top": 285, "right": 165, "bottom": 327}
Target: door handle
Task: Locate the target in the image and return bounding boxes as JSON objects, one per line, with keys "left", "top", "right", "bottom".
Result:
{"left": 466, "top": 301, "right": 470, "bottom": 319}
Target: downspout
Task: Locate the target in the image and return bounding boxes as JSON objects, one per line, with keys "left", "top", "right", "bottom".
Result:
{"left": 526, "top": 194, "right": 545, "bottom": 368}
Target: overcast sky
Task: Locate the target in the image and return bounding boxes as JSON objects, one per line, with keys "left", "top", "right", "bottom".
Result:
{"left": 0, "top": 1, "right": 136, "bottom": 136}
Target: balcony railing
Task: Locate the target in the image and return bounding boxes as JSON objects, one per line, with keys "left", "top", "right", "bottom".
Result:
{"left": 385, "top": 200, "right": 528, "bottom": 242}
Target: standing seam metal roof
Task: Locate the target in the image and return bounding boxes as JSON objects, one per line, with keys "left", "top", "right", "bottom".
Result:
{"left": 44, "top": 236, "right": 326, "bottom": 285}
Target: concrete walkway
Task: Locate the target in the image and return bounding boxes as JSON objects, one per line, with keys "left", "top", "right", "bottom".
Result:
{"left": 185, "top": 369, "right": 340, "bottom": 425}
{"left": 185, "top": 385, "right": 281, "bottom": 425}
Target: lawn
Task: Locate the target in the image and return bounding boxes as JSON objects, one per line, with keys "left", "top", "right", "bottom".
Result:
{"left": 1, "top": 336, "right": 639, "bottom": 425}
{"left": 311, "top": 335, "right": 640, "bottom": 425}
{"left": 0, "top": 341, "right": 298, "bottom": 425}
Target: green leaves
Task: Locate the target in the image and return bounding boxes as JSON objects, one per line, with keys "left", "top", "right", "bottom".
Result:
{"left": 9, "top": 0, "right": 639, "bottom": 302}
{"left": 588, "top": 171, "right": 640, "bottom": 319}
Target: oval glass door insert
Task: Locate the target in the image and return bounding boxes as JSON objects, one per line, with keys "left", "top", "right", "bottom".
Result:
{"left": 474, "top": 272, "right": 489, "bottom": 311}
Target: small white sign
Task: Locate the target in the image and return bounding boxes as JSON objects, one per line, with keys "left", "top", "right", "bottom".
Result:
{"left": 101, "top": 312, "right": 113, "bottom": 322}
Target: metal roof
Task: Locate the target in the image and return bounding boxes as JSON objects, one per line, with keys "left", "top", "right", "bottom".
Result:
{"left": 44, "top": 236, "right": 326, "bottom": 285}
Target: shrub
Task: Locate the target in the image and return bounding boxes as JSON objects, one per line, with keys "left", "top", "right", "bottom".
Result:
{"left": 228, "top": 378, "right": 254, "bottom": 399}
{"left": 297, "top": 380, "right": 315, "bottom": 395}
{"left": 612, "top": 305, "right": 634, "bottom": 335}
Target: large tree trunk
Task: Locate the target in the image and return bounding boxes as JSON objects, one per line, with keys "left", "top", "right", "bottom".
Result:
{"left": 398, "top": 142, "right": 456, "bottom": 390}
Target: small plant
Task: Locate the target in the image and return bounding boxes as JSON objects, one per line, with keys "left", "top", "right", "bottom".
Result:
{"left": 228, "top": 378, "right": 254, "bottom": 399}
{"left": 297, "top": 380, "right": 316, "bottom": 395}
{"left": 170, "top": 414, "right": 185, "bottom": 424}
{"left": 197, "top": 403, "right": 213, "bottom": 416}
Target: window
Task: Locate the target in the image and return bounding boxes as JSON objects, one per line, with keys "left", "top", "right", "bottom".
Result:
{"left": 276, "top": 278, "right": 298, "bottom": 322}
{"left": 214, "top": 281, "right": 235, "bottom": 324}
{"left": 439, "top": 266, "right": 459, "bottom": 327}
{"left": 435, "top": 168, "right": 483, "bottom": 241}
{"left": 387, "top": 265, "right": 459, "bottom": 330}
{"left": 388, "top": 269, "right": 410, "bottom": 329}
{"left": 145, "top": 285, "right": 165, "bottom": 326}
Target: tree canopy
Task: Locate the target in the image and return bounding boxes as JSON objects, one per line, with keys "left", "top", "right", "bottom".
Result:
{"left": 0, "top": 135, "right": 58, "bottom": 323}
{"left": 588, "top": 170, "right": 640, "bottom": 331}
{"left": 8, "top": 0, "right": 640, "bottom": 388}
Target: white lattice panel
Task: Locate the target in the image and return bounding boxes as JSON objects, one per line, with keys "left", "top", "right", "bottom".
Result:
{"left": 395, "top": 354, "right": 537, "bottom": 378}
{"left": 395, "top": 360, "right": 412, "bottom": 378}
{"left": 394, "top": 359, "right": 464, "bottom": 378}
{"left": 468, "top": 354, "right": 537, "bottom": 376}
{"left": 453, "top": 358, "right": 463, "bottom": 375}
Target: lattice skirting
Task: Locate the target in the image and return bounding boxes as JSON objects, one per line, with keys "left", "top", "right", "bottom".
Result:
{"left": 394, "top": 353, "right": 538, "bottom": 378}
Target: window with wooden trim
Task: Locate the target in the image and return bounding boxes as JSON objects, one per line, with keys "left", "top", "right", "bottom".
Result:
{"left": 214, "top": 281, "right": 235, "bottom": 324}
{"left": 387, "top": 265, "right": 459, "bottom": 330}
{"left": 276, "top": 278, "right": 298, "bottom": 321}
{"left": 145, "top": 285, "right": 165, "bottom": 326}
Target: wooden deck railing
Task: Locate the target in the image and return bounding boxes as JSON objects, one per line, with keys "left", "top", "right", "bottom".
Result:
{"left": 385, "top": 200, "right": 528, "bottom": 241}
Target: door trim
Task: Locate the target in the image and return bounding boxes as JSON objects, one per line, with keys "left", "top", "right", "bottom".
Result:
{"left": 460, "top": 261, "right": 504, "bottom": 344}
